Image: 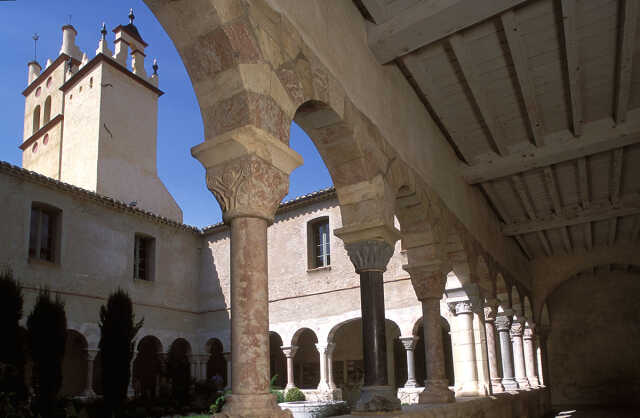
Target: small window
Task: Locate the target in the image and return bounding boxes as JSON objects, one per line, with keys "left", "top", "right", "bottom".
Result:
{"left": 32, "top": 105, "right": 41, "bottom": 133}
{"left": 43, "top": 96, "right": 51, "bottom": 124}
{"left": 308, "top": 217, "right": 330, "bottom": 269}
{"left": 29, "top": 203, "right": 61, "bottom": 263}
{"left": 134, "top": 234, "right": 155, "bottom": 281}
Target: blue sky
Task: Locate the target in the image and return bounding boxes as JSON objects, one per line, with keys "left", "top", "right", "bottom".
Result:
{"left": 0, "top": 0, "right": 333, "bottom": 227}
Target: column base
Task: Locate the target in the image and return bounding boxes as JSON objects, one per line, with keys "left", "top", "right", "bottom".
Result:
{"left": 528, "top": 377, "right": 540, "bottom": 388}
{"left": 491, "top": 378, "right": 505, "bottom": 393}
{"left": 353, "top": 385, "right": 401, "bottom": 413}
{"left": 501, "top": 377, "right": 519, "bottom": 391}
{"left": 455, "top": 380, "right": 482, "bottom": 397}
{"left": 516, "top": 377, "right": 531, "bottom": 390}
{"left": 419, "top": 380, "right": 455, "bottom": 403}
{"left": 217, "top": 393, "right": 292, "bottom": 418}
{"left": 285, "top": 384, "right": 297, "bottom": 391}
{"left": 403, "top": 378, "right": 418, "bottom": 388}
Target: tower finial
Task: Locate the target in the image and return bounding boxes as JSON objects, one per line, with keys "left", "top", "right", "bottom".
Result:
{"left": 32, "top": 33, "right": 39, "bottom": 62}
{"left": 152, "top": 58, "right": 158, "bottom": 75}
{"left": 128, "top": 8, "right": 135, "bottom": 24}
{"left": 101, "top": 22, "right": 107, "bottom": 40}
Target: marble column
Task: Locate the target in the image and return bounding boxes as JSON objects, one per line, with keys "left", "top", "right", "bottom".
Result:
{"left": 483, "top": 302, "right": 504, "bottom": 393}
{"left": 407, "top": 269, "right": 455, "bottom": 403}
{"left": 316, "top": 343, "right": 330, "bottom": 391}
{"left": 223, "top": 352, "right": 232, "bottom": 390}
{"left": 399, "top": 336, "right": 418, "bottom": 388}
{"left": 495, "top": 315, "right": 518, "bottom": 391}
{"left": 281, "top": 346, "right": 298, "bottom": 390}
{"left": 449, "top": 300, "right": 481, "bottom": 397}
{"left": 327, "top": 342, "right": 337, "bottom": 390}
{"left": 510, "top": 317, "right": 530, "bottom": 390}
{"left": 342, "top": 239, "right": 401, "bottom": 412}
{"left": 523, "top": 324, "right": 540, "bottom": 388}
{"left": 81, "top": 349, "right": 98, "bottom": 398}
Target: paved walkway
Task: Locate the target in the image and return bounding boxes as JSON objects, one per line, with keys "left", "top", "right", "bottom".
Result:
{"left": 547, "top": 407, "right": 639, "bottom": 417}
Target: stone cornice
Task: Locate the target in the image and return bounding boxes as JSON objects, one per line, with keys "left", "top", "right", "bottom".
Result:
{"left": 22, "top": 54, "right": 80, "bottom": 97}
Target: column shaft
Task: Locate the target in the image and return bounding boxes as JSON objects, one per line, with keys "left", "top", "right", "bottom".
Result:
{"left": 327, "top": 343, "right": 336, "bottom": 390}
{"left": 399, "top": 337, "right": 417, "bottom": 388}
{"left": 316, "top": 344, "right": 329, "bottom": 391}
{"left": 496, "top": 316, "right": 518, "bottom": 391}
{"left": 523, "top": 328, "right": 540, "bottom": 388}
{"left": 484, "top": 319, "right": 504, "bottom": 393}
{"left": 286, "top": 356, "right": 295, "bottom": 390}
{"left": 511, "top": 320, "right": 530, "bottom": 390}
{"left": 453, "top": 305, "right": 480, "bottom": 396}
{"left": 360, "top": 270, "right": 388, "bottom": 386}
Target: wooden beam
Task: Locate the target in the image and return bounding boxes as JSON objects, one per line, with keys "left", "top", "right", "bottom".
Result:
{"left": 502, "top": 197, "right": 640, "bottom": 235}
{"left": 608, "top": 217, "right": 618, "bottom": 246}
{"left": 500, "top": 10, "right": 545, "bottom": 146}
{"left": 449, "top": 33, "right": 510, "bottom": 156}
{"left": 368, "top": 0, "right": 528, "bottom": 64}
{"left": 610, "top": 148, "right": 624, "bottom": 205}
{"left": 512, "top": 174, "right": 536, "bottom": 219}
{"left": 538, "top": 231, "right": 553, "bottom": 256}
{"left": 577, "top": 157, "right": 590, "bottom": 209}
{"left": 561, "top": 227, "right": 573, "bottom": 253}
{"left": 361, "top": 0, "right": 390, "bottom": 24}
{"left": 542, "top": 166, "right": 572, "bottom": 252}
{"left": 584, "top": 222, "right": 592, "bottom": 250}
{"left": 632, "top": 215, "right": 640, "bottom": 241}
{"left": 560, "top": 0, "right": 583, "bottom": 136}
{"left": 461, "top": 109, "right": 640, "bottom": 183}
{"left": 614, "top": 0, "right": 638, "bottom": 124}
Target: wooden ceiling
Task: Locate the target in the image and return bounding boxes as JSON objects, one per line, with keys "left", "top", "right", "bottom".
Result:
{"left": 357, "top": 0, "right": 640, "bottom": 260}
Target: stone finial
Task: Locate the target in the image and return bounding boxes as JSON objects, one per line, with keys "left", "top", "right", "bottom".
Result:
{"left": 152, "top": 58, "right": 158, "bottom": 75}
{"left": 101, "top": 22, "right": 107, "bottom": 40}
{"left": 80, "top": 52, "right": 88, "bottom": 68}
{"left": 128, "top": 8, "right": 135, "bottom": 24}
{"left": 45, "top": 58, "right": 52, "bottom": 68}
{"left": 27, "top": 61, "right": 41, "bottom": 84}
{"left": 344, "top": 240, "right": 394, "bottom": 273}
{"left": 131, "top": 49, "right": 147, "bottom": 77}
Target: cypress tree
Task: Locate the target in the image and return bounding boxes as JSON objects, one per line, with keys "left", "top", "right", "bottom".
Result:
{"left": 27, "top": 289, "right": 67, "bottom": 417}
{"left": 99, "top": 289, "right": 143, "bottom": 415}
{"left": 0, "top": 268, "right": 27, "bottom": 401}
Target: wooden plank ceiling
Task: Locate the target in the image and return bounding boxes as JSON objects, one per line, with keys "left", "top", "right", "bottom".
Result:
{"left": 357, "top": 0, "right": 640, "bottom": 259}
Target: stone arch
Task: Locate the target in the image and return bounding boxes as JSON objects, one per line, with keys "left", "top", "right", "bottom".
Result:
{"left": 539, "top": 303, "right": 550, "bottom": 328}
{"left": 43, "top": 96, "right": 51, "bottom": 124}
{"left": 496, "top": 273, "right": 510, "bottom": 310}
{"left": 289, "top": 328, "right": 319, "bottom": 389}
{"left": 409, "top": 316, "right": 455, "bottom": 388}
{"left": 523, "top": 295, "right": 533, "bottom": 323}
{"left": 32, "top": 105, "right": 40, "bottom": 133}
{"left": 61, "top": 329, "right": 88, "bottom": 397}
{"left": 167, "top": 338, "right": 193, "bottom": 401}
{"left": 269, "top": 331, "right": 287, "bottom": 389}
{"left": 134, "top": 335, "right": 163, "bottom": 399}
{"left": 511, "top": 285, "right": 523, "bottom": 317}
{"left": 205, "top": 338, "right": 227, "bottom": 385}
{"left": 475, "top": 253, "right": 493, "bottom": 297}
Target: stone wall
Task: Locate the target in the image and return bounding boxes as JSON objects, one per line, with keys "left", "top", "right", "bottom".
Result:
{"left": 547, "top": 271, "right": 640, "bottom": 407}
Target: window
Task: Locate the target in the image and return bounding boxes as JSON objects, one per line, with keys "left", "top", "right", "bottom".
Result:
{"left": 134, "top": 234, "right": 155, "bottom": 281}
{"left": 308, "top": 217, "right": 330, "bottom": 269}
{"left": 32, "top": 105, "right": 41, "bottom": 133}
{"left": 29, "top": 204, "right": 61, "bottom": 263}
{"left": 43, "top": 96, "right": 51, "bottom": 124}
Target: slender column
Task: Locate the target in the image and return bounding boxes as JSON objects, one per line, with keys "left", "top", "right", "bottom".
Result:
{"left": 406, "top": 269, "right": 455, "bottom": 403}
{"left": 223, "top": 352, "right": 232, "bottom": 390}
{"left": 449, "top": 300, "right": 481, "bottom": 397}
{"left": 399, "top": 336, "right": 418, "bottom": 388}
{"left": 523, "top": 323, "right": 540, "bottom": 388}
{"left": 327, "top": 342, "right": 336, "bottom": 390}
{"left": 127, "top": 350, "right": 138, "bottom": 398}
{"left": 537, "top": 326, "right": 551, "bottom": 388}
{"left": 316, "top": 343, "right": 330, "bottom": 391}
{"left": 342, "top": 239, "right": 401, "bottom": 412}
{"left": 495, "top": 315, "right": 518, "bottom": 391}
{"left": 510, "top": 317, "right": 530, "bottom": 390}
{"left": 82, "top": 349, "right": 98, "bottom": 398}
{"left": 483, "top": 301, "right": 504, "bottom": 393}
{"left": 281, "top": 346, "right": 298, "bottom": 390}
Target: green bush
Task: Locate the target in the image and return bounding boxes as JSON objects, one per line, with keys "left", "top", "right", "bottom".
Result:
{"left": 210, "top": 389, "right": 230, "bottom": 413}
{"left": 284, "top": 387, "right": 306, "bottom": 402}
{"left": 0, "top": 269, "right": 27, "bottom": 401}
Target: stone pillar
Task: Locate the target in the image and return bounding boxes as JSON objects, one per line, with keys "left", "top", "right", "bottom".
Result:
{"left": 510, "top": 317, "right": 530, "bottom": 390}
{"left": 483, "top": 301, "right": 504, "bottom": 393}
{"left": 316, "top": 343, "right": 330, "bottom": 391}
{"left": 449, "top": 300, "right": 481, "bottom": 397}
{"left": 128, "top": 350, "right": 138, "bottom": 398}
{"left": 406, "top": 269, "right": 455, "bottom": 403}
{"left": 281, "top": 346, "right": 298, "bottom": 390}
{"left": 327, "top": 342, "right": 337, "bottom": 390}
{"left": 537, "top": 327, "right": 550, "bottom": 387}
{"left": 341, "top": 238, "right": 401, "bottom": 412}
{"left": 523, "top": 323, "right": 540, "bottom": 388}
{"left": 495, "top": 315, "right": 518, "bottom": 391}
{"left": 399, "top": 336, "right": 418, "bottom": 388}
{"left": 223, "top": 352, "right": 232, "bottom": 390}
{"left": 82, "top": 349, "right": 98, "bottom": 398}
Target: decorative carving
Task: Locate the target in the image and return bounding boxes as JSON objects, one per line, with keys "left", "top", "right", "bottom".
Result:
{"left": 206, "top": 155, "right": 289, "bottom": 223}
{"left": 344, "top": 240, "right": 394, "bottom": 273}
{"left": 406, "top": 267, "right": 447, "bottom": 300}
{"left": 448, "top": 301, "right": 473, "bottom": 316}
{"left": 510, "top": 320, "right": 524, "bottom": 338}
{"left": 495, "top": 315, "right": 512, "bottom": 332}
{"left": 281, "top": 345, "right": 298, "bottom": 358}
{"left": 399, "top": 336, "right": 418, "bottom": 351}
{"left": 523, "top": 327, "right": 534, "bottom": 340}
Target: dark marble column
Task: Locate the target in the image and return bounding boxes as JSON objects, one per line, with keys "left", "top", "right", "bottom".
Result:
{"left": 344, "top": 239, "right": 401, "bottom": 412}
{"left": 483, "top": 300, "right": 504, "bottom": 393}
{"left": 495, "top": 315, "right": 518, "bottom": 391}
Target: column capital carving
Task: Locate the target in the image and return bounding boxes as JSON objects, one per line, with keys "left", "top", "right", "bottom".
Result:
{"left": 523, "top": 327, "right": 535, "bottom": 340}
{"left": 405, "top": 264, "right": 447, "bottom": 300}
{"left": 85, "top": 348, "right": 99, "bottom": 361}
{"left": 484, "top": 298, "right": 500, "bottom": 321}
{"left": 495, "top": 315, "right": 512, "bottom": 332}
{"left": 281, "top": 345, "right": 298, "bottom": 358}
{"left": 315, "top": 343, "right": 330, "bottom": 355}
{"left": 222, "top": 351, "right": 231, "bottom": 361}
{"left": 510, "top": 320, "right": 524, "bottom": 338}
{"left": 448, "top": 300, "right": 474, "bottom": 316}
{"left": 399, "top": 336, "right": 418, "bottom": 351}
{"left": 343, "top": 240, "right": 394, "bottom": 273}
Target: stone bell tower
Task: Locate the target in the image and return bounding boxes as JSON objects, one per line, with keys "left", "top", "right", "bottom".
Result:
{"left": 20, "top": 10, "right": 182, "bottom": 222}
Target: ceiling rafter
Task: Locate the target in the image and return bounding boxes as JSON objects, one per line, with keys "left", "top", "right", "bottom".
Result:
{"left": 500, "top": 10, "right": 545, "bottom": 146}
{"left": 614, "top": 0, "right": 638, "bottom": 124}
{"left": 449, "top": 33, "right": 510, "bottom": 156}
{"left": 608, "top": 217, "right": 618, "bottom": 246}
{"left": 511, "top": 174, "right": 553, "bottom": 256}
{"left": 577, "top": 157, "right": 590, "bottom": 209}
{"left": 584, "top": 222, "right": 592, "bottom": 251}
{"left": 502, "top": 197, "right": 640, "bottom": 236}
{"left": 560, "top": 0, "right": 583, "bottom": 136}
{"left": 360, "top": 0, "right": 390, "bottom": 24}
{"left": 461, "top": 109, "right": 640, "bottom": 183}
{"left": 610, "top": 147, "right": 624, "bottom": 205}
{"left": 542, "top": 166, "right": 572, "bottom": 252}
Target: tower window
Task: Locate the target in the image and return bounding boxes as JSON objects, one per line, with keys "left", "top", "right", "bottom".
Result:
{"left": 46, "top": 77, "right": 52, "bottom": 88}
{"left": 308, "top": 217, "right": 330, "bottom": 269}
{"left": 43, "top": 96, "right": 51, "bottom": 124}
{"left": 32, "top": 105, "right": 41, "bottom": 133}
{"left": 134, "top": 234, "right": 155, "bottom": 281}
{"left": 29, "top": 203, "right": 61, "bottom": 263}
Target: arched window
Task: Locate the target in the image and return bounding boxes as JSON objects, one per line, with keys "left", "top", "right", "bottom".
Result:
{"left": 43, "top": 96, "right": 51, "bottom": 124}
{"left": 307, "top": 216, "right": 330, "bottom": 269}
{"left": 32, "top": 105, "right": 41, "bottom": 134}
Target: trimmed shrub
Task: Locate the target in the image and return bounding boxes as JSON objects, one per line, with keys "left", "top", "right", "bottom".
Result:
{"left": 0, "top": 268, "right": 27, "bottom": 401}
{"left": 284, "top": 387, "right": 306, "bottom": 402}
{"left": 166, "top": 341, "right": 191, "bottom": 405}
{"left": 27, "top": 289, "right": 67, "bottom": 417}
{"left": 99, "top": 289, "right": 143, "bottom": 416}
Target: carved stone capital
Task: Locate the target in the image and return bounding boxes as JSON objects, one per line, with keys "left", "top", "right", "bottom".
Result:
{"left": 85, "top": 349, "right": 99, "bottom": 362}
{"left": 344, "top": 240, "right": 394, "bottom": 273}
{"left": 399, "top": 336, "right": 418, "bottom": 351}
{"left": 405, "top": 265, "right": 447, "bottom": 300}
{"left": 510, "top": 320, "right": 524, "bottom": 338}
{"left": 448, "top": 300, "right": 473, "bottom": 316}
{"left": 222, "top": 351, "right": 231, "bottom": 362}
{"left": 495, "top": 315, "right": 512, "bottom": 332}
{"left": 523, "top": 327, "right": 535, "bottom": 341}
{"left": 281, "top": 345, "right": 298, "bottom": 358}
{"left": 205, "top": 155, "right": 289, "bottom": 223}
